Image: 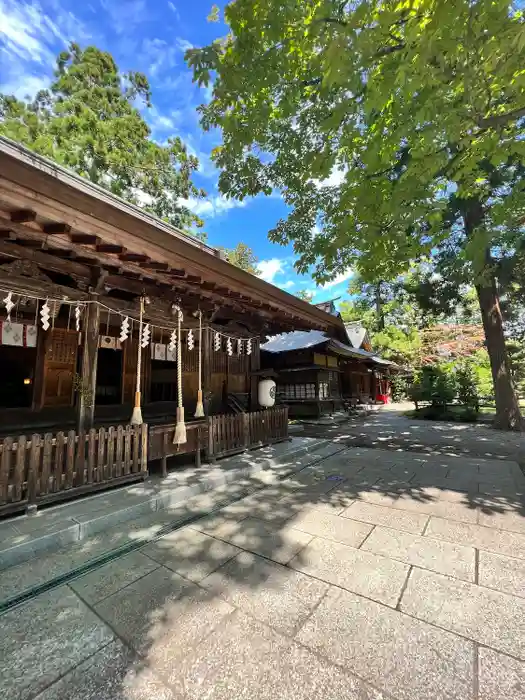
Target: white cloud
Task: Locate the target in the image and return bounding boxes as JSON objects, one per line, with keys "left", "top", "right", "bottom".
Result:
{"left": 279, "top": 280, "right": 295, "bottom": 290}
{"left": 147, "top": 105, "right": 182, "bottom": 134}
{"left": 313, "top": 165, "right": 347, "bottom": 189}
{"left": 0, "top": 0, "right": 55, "bottom": 62}
{"left": 1, "top": 73, "right": 49, "bottom": 99}
{"left": 180, "top": 195, "right": 247, "bottom": 218}
{"left": 167, "top": 1, "right": 180, "bottom": 20}
{"left": 175, "top": 37, "right": 193, "bottom": 53}
{"left": 100, "top": 0, "right": 147, "bottom": 33}
{"left": 257, "top": 258, "right": 285, "bottom": 284}
{"left": 0, "top": 0, "right": 87, "bottom": 64}
{"left": 141, "top": 37, "right": 179, "bottom": 77}
{"left": 321, "top": 268, "right": 353, "bottom": 289}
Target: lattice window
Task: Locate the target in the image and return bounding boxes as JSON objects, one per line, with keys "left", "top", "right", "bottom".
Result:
{"left": 279, "top": 383, "right": 316, "bottom": 400}
{"left": 46, "top": 330, "right": 78, "bottom": 363}
{"left": 212, "top": 351, "right": 227, "bottom": 373}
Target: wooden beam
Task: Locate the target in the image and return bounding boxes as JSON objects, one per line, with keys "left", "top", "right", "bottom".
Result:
{"left": 70, "top": 233, "right": 99, "bottom": 245}
{"left": 12, "top": 238, "right": 43, "bottom": 248}
{"left": 0, "top": 272, "right": 84, "bottom": 300}
{"left": 0, "top": 240, "right": 92, "bottom": 279}
{"left": 140, "top": 261, "right": 170, "bottom": 271}
{"left": 10, "top": 209, "right": 36, "bottom": 223}
{"left": 119, "top": 252, "right": 149, "bottom": 263}
{"left": 96, "top": 243, "right": 125, "bottom": 254}
{"left": 42, "top": 222, "right": 71, "bottom": 235}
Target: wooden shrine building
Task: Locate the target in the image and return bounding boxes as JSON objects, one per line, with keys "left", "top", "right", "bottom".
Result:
{"left": 261, "top": 328, "right": 395, "bottom": 418}
{"left": 0, "top": 136, "right": 339, "bottom": 515}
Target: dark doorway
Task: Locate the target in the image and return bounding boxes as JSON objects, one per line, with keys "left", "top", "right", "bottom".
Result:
{"left": 96, "top": 348, "right": 123, "bottom": 405}
{"left": 0, "top": 345, "right": 36, "bottom": 408}
{"left": 150, "top": 360, "right": 178, "bottom": 402}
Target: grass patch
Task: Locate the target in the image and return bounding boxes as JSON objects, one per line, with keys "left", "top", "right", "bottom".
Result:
{"left": 405, "top": 405, "right": 480, "bottom": 423}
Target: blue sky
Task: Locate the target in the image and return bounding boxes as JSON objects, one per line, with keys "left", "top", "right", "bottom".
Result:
{"left": 0, "top": 0, "right": 353, "bottom": 302}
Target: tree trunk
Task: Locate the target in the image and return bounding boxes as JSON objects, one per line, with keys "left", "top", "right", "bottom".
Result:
{"left": 476, "top": 281, "right": 524, "bottom": 430}
{"left": 375, "top": 282, "right": 385, "bottom": 331}
{"left": 463, "top": 199, "right": 524, "bottom": 431}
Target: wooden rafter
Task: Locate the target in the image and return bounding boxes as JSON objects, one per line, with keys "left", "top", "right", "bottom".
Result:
{"left": 42, "top": 222, "right": 71, "bottom": 235}
{"left": 10, "top": 209, "right": 36, "bottom": 223}
{"left": 0, "top": 172, "right": 330, "bottom": 332}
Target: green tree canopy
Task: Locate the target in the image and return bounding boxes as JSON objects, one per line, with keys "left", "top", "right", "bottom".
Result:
{"left": 218, "top": 241, "right": 259, "bottom": 273}
{"left": 188, "top": 0, "right": 525, "bottom": 428}
{"left": 1, "top": 43, "right": 206, "bottom": 237}
{"left": 295, "top": 289, "right": 314, "bottom": 302}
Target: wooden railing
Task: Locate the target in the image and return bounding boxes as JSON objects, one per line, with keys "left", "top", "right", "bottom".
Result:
{"left": 0, "top": 424, "right": 147, "bottom": 516}
{"left": 209, "top": 406, "right": 289, "bottom": 459}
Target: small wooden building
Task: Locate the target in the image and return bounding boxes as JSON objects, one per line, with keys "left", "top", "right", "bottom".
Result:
{"left": 261, "top": 329, "right": 394, "bottom": 418}
{"left": 0, "top": 136, "right": 339, "bottom": 515}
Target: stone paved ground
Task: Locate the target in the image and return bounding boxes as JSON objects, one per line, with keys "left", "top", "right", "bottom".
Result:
{"left": 1, "top": 444, "right": 525, "bottom": 700}
{"left": 300, "top": 404, "right": 525, "bottom": 463}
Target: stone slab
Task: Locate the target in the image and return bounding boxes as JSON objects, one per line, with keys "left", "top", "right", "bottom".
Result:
{"left": 478, "top": 509, "right": 525, "bottom": 535}
{"left": 288, "top": 536, "right": 409, "bottom": 607}
{"left": 276, "top": 487, "right": 355, "bottom": 516}
{"left": 69, "top": 551, "right": 160, "bottom": 605}
{"left": 362, "top": 526, "right": 475, "bottom": 581}
{"left": 286, "top": 508, "right": 373, "bottom": 548}
{"left": 196, "top": 515, "right": 314, "bottom": 565}
{"left": 94, "top": 567, "right": 231, "bottom": 656}
{"left": 425, "top": 517, "right": 525, "bottom": 559}
{"left": 296, "top": 586, "right": 474, "bottom": 700}
{"left": 201, "top": 551, "right": 329, "bottom": 636}
{"left": 392, "top": 495, "right": 479, "bottom": 524}
{"left": 0, "top": 586, "right": 114, "bottom": 700}
{"left": 400, "top": 568, "right": 525, "bottom": 659}
{"left": 0, "top": 519, "right": 80, "bottom": 569}
{"left": 279, "top": 473, "right": 343, "bottom": 496}
{"left": 165, "top": 609, "right": 382, "bottom": 700}
{"left": 34, "top": 639, "right": 177, "bottom": 700}
{"left": 141, "top": 527, "right": 241, "bottom": 582}
{"left": 478, "top": 647, "right": 525, "bottom": 700}
{"left": 341, "top": 501, "right": 429, "bottom": 534}
{"left": 220, "top": 493, "right": 300, "bottom": 525}
{"left": 74, "top": 499, "right": 159, "bottom": 537}
{"left": 478, "top": 550, "right": 525, "bottom": 598}
{"left": 0, "top": 509, "right": 180, "bottom": 605}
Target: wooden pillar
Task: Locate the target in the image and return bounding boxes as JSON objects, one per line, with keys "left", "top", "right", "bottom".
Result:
{"left": 77, "top": 295, "right": 100, "bottom": 432}
{"left": 203, "top": 326, "right": 212, "bottom": 415}
{"left": 249, "top": 338, "right": 260, "bottom": 411}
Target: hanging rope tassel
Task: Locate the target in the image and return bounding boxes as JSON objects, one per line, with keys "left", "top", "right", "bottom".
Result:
{"left": 174, "top": 305, "right": 187, "bottom": 444}
{"left": 131, "top": 297, "right": 144, "bottom": 426}
{"left": 194, "top": 310, "right": 204, "bottom": 417}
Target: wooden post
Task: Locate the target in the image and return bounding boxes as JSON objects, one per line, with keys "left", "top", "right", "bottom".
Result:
{"left": 77, "top": 294, "right": 100, "bottom": 432}
{"left": 242, "top": 411, "right": 250, "bottom": 451}
{"left": 195, "top": 426, "right": 202, "bottom": 468}
{"left": 161, "top": 429, "right": 168, "bottom": 477}
{"left": 207, "top": 415, "right": 216, "bottom": 462}
{"left": 249, "top": 338, "right": 260, "bottom": 411}
{"left": 202, "top": 326, "right": 212, "bottom": 415}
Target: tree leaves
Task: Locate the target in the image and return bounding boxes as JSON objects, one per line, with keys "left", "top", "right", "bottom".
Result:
{"left": 1, "top": 43, "right": 206, "bottom": 238}
{"left": 187, "top": 0, "right": 524, "bottom": 281}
